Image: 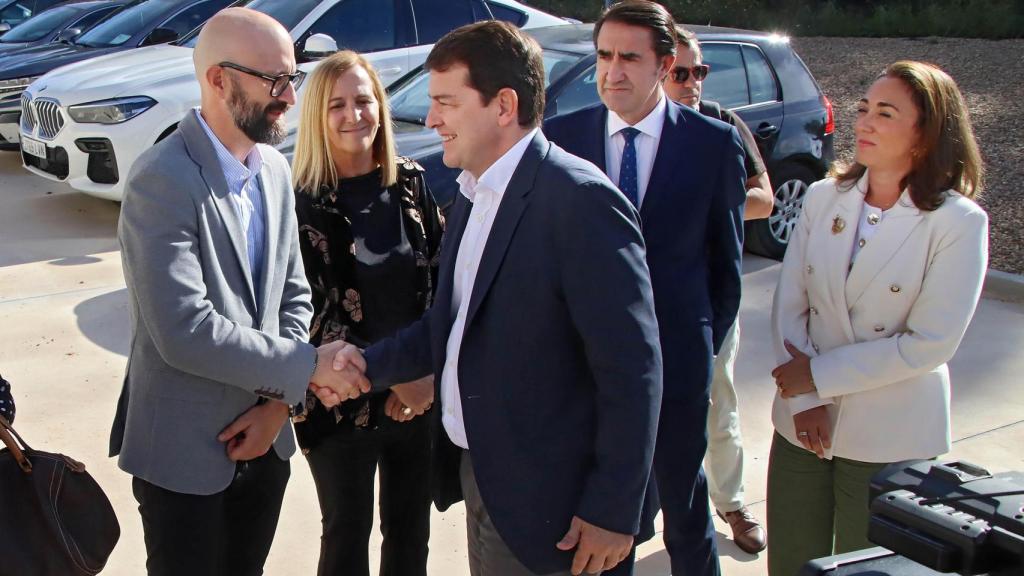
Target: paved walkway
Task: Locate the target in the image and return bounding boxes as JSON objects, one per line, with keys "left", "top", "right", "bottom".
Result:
{"left": 2, "top": 151, "right": 1021, "bottom": 575}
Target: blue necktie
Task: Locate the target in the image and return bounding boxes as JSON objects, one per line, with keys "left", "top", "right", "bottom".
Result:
{"left": 618, "top": 127, "right": 640, "bottom": 207}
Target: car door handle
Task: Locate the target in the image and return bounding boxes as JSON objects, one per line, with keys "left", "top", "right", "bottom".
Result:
{"left": 755, "top": 123, "right": 778, "bottom": 138}
{"left": 378, "top": 66, "right": 402, "bottom": 75}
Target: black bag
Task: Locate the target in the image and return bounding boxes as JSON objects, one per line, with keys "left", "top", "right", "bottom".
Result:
{"left": 0, "top": 415, "right": 120, "bottom": 575}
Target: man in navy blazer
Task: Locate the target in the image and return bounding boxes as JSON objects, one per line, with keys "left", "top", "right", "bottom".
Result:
{"left": 317, "top": 21, "right": 663, "bottom": 576}
{"left": 544, "top": 2, "right": 746, "bottom": 574}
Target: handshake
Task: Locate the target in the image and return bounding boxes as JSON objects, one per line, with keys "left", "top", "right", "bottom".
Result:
{"left": 308, "top": 340, "right": 433, "bottom": 417}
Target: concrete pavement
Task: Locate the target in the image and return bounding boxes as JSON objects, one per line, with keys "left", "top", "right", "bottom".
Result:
{"left": 1, "top": 150, "right": 1021, "bottom": 575}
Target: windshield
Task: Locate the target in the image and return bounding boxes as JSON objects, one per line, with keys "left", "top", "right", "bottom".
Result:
{"left": 0, "top": 4, "right": 78, "bottom": 42}
{"left": 389, "top": 50, "right": 583, "bottom": 125}
{"left": 180, "top": 0, "right": 320, "bottom": 47}
{"left": 76, "top": 0, "right": 166, "bottom": 47}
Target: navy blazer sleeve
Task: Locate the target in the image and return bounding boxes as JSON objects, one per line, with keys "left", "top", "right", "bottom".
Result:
{"left": 708, "top": 127, "right": 746, "bottom": 354}
{"left": 556, "top": 177, "right": 663, "bottom": 535}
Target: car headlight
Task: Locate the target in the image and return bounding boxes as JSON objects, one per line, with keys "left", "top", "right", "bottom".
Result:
{"left": 68, "top": 96, "right": 157, "bottom": 124}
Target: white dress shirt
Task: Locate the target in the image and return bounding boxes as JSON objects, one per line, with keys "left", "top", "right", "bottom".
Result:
{"left": 605, "top": 95, "right": 667, "bottom": 208}
{"left": 441, "top": 128, "right": 538, "bottom": 450}
{"left": 194, "top": 109, "right": 267, "bottom": 294}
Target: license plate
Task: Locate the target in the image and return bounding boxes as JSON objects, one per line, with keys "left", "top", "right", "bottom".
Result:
{"left": 21, "top": 136, "right": 46, "bottom": 159}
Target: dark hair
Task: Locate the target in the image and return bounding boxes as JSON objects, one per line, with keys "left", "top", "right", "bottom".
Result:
{"left": 594, "top": 0, "right": 677, "bottom": 59}
{"left": 674, "top": 25, "right": 701, "bottom": 59}
{"left": 832, "top": 60, "right": 983, "bottom": 209}
{"left": 424, "top": 20, "right": 545, "bottom": 128}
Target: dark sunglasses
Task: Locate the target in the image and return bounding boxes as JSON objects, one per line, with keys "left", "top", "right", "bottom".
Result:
{"left": 670, "top": 64, "right": 710, "bottom": 83}
{"left": 218, "top": 61, "right": 305, "bottom": 98}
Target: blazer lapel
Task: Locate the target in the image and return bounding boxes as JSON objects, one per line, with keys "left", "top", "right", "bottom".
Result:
{"left": 256, "top": 161, "right": 277, "bottom": 325}
{"left": 824, "top": 179, "right": 862, "bottom": 344}
{"left": 845, "top": 190, "right": 923, "bottom": 309}
{"left": 180, "top": 113, "right": 258, "bottom": 314}
{"left": 639, "top": 101, "right": 683, "bottom": 221}
{"left": 464, "top": 132, "right": 546, "bottom": 328}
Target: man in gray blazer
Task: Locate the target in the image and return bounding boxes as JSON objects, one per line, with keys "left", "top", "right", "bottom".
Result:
{"left": 108, "top": 9, "right": 365, "bottom": 575}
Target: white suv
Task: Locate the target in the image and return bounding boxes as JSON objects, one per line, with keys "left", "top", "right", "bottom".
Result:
{"left": 18, "top": 0, "right": 566, "bottom": 200}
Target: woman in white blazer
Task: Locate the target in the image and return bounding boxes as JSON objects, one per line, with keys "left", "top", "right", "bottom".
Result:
{"left": 766, "top": 61, "right": 988, "bottom": 575}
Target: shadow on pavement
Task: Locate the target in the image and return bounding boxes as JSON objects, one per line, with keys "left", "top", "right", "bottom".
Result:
{"left": 74, "top": 288, "right": 129, "bottom": 357}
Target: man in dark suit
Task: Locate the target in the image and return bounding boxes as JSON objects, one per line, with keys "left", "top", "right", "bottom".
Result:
{"left": 544, "top": 2, "right": 747, "bottom": 574}
{"left": 317, "top": 20, "right": 663, "bottom": 576}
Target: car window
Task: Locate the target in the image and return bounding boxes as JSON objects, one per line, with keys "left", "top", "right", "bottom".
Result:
{"left": 482, "top": 1, "right": 526, "bottom": 26}
{"left": 549, "top": 63, "right": 598, "bottom": 118}
{"left": 70, "top": 6, "right": 122, "bottom": 35}
{"left": 391, "top": 51, "right": 580, "bottom": 124}
{"left": 742, "top": 44, "right": 779, "bottom": 105}
{"left": 0, "top": 3, "right": 77, "bottom": 42}
{"left": 179, "top": 0, "right": 322, "bottom": 48}
{"left": 0, "top": 2, "right": 32, "bottom": 28}
{"left": 239, "top": 0, "right": 320, "bottom": 32}
{"left": 158, "top": 0, "right": 230, "bottom": 40}
{"left": 701, "top": 43, "right": 748, "bottom": 109}
{"left": 306, "top": 0, "right": 397, "bottom": 53}
{"left": 411, "top": 0, "right": 473, "bottom": 44}
{"left": 76, "top": 0, "right": 174, "bottom": 47}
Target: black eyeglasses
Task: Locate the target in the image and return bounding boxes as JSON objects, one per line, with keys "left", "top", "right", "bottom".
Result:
{"left": 218, "top": 61, "right": 305, "bottom": 98}
{"left": 670, "top": 64, "right": 710, "bottom": 83}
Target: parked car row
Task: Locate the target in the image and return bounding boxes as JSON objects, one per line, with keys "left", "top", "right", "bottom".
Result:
{"left": 8, "top": 0, "right": 566, "bottom": 198}
{"left": 2, "top": 2, "right": 833, "bottom": 259}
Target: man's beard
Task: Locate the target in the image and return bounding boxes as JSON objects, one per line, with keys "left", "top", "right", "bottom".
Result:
{"left": 228, "top": 84, "right": 288, "bottom": 145}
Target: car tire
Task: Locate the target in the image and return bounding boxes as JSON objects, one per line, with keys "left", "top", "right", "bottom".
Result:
{"left": 745, "top": 163, "right": 818, "bottom": 260}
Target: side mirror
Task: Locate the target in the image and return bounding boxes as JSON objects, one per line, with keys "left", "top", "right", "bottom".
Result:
{"left": 141, "top": 27, "right": 178, "bottom": 46}
{"left": 0, "top": 23, "right": 11, "bottom": 34}
{"left": 56, "top": 27, "right": 81, "bottom": 43}
{"left": 301, "top": 33, "right": 337, "bottom": 59}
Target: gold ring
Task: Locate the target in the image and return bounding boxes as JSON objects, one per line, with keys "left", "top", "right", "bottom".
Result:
{"left": 402, "top": 407, "right": 412, "bottom": 416}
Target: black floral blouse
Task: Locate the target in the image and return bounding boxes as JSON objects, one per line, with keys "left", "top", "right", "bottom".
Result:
{"left": 293, "top": 158, "right": 444, "bottom": 451}
{"left": 0, "top": 374, "right": 14, "bottom": 424}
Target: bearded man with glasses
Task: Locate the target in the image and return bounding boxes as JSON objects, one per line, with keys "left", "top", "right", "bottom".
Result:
{"left": 110, "top": 8, "right": 364, "bottom": 575}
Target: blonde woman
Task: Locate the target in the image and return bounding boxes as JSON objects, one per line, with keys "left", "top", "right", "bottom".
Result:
{"left": 292, "top": 50, "right": 443, "bottom": 576}
{"left": 768, "top": 61, "right": 987, "bottom": 575}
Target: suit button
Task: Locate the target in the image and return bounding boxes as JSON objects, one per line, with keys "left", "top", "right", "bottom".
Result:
{"left": 890, "top": 284, "right": 901, "bottom": 293}
{"left": 806, "top": 265, "right": 814, "bottom": 274}
{"left": 874, "top": 325, "right": 885, "bottom": 332}
{"left": 809, "top": 306, "right": 819, "bottom": 315}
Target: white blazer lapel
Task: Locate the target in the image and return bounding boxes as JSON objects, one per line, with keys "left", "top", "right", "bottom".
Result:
{"left": 846, "top": 190, "right": 923, "bottom": 309}
{"left": 822, "top": 179, "right": 861, "bottom": 343}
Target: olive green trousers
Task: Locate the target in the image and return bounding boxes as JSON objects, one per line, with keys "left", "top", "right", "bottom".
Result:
{"left": 766, "top": 432, "right": 888, "bottom": 576}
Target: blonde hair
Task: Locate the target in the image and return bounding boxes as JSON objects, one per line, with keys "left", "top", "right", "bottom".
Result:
{"left": 293, "top": 50, "right": 397, "bottom": 195}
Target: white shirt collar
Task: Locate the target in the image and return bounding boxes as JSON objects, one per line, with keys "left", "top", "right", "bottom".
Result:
{"left": 457, "top": 128, "right": 539, "bottom": 202}
{"left": 606, "top": 94, "right": 667, "bottom": 140}
{"left": 194, "top": 108, "right": 264, "bottom": 194}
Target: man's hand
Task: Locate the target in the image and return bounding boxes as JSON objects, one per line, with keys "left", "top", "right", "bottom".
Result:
{"left": 772, "top": 340, "right": 816, "bottom": 398}
{"left": 310, "top": 340, "right": 369, "bottom": 408}
{"left": 556, "top": 516, "right": 633, "bottom": 575}
{"left": 793, "top": 405, "right": 832, "bottom": 459}
{"left": 384, "top": 375, "right": 434, "bottom": 422}
{"left": 217, "top": 401, "right": 290, "bottom": 461}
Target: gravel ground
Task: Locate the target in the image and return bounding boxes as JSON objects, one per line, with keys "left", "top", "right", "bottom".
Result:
{"left": 791, "top": 37, "right": 1024, "bottom": 274}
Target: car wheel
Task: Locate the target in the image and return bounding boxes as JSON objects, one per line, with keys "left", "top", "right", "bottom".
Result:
{"left": 745, "top": 163, "right": 818, "bottom": 260}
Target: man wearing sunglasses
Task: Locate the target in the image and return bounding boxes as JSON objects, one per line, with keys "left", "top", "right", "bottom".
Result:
{"left": 544, "top": 2, "right": 746, "bottom": 575}
{"left": 664, "top": 25, "right": 773, "bottom": 556}
{"left": 111, "top": 8, "right": 363, "bottom": 575}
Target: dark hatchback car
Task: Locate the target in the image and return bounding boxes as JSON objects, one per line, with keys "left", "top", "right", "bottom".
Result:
{"left": 0, "top": 0, "right": 127, "bottom": 57}
{"left": 390, "top": 24, "right": 835, "bottom": 259}
{"left": 0, "top": 0, "right": 232, "bottom": 147}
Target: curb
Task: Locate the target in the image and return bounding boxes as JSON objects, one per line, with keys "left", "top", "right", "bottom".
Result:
{"left": 982, "top": 269, "right": 1024, "bottom": 303}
